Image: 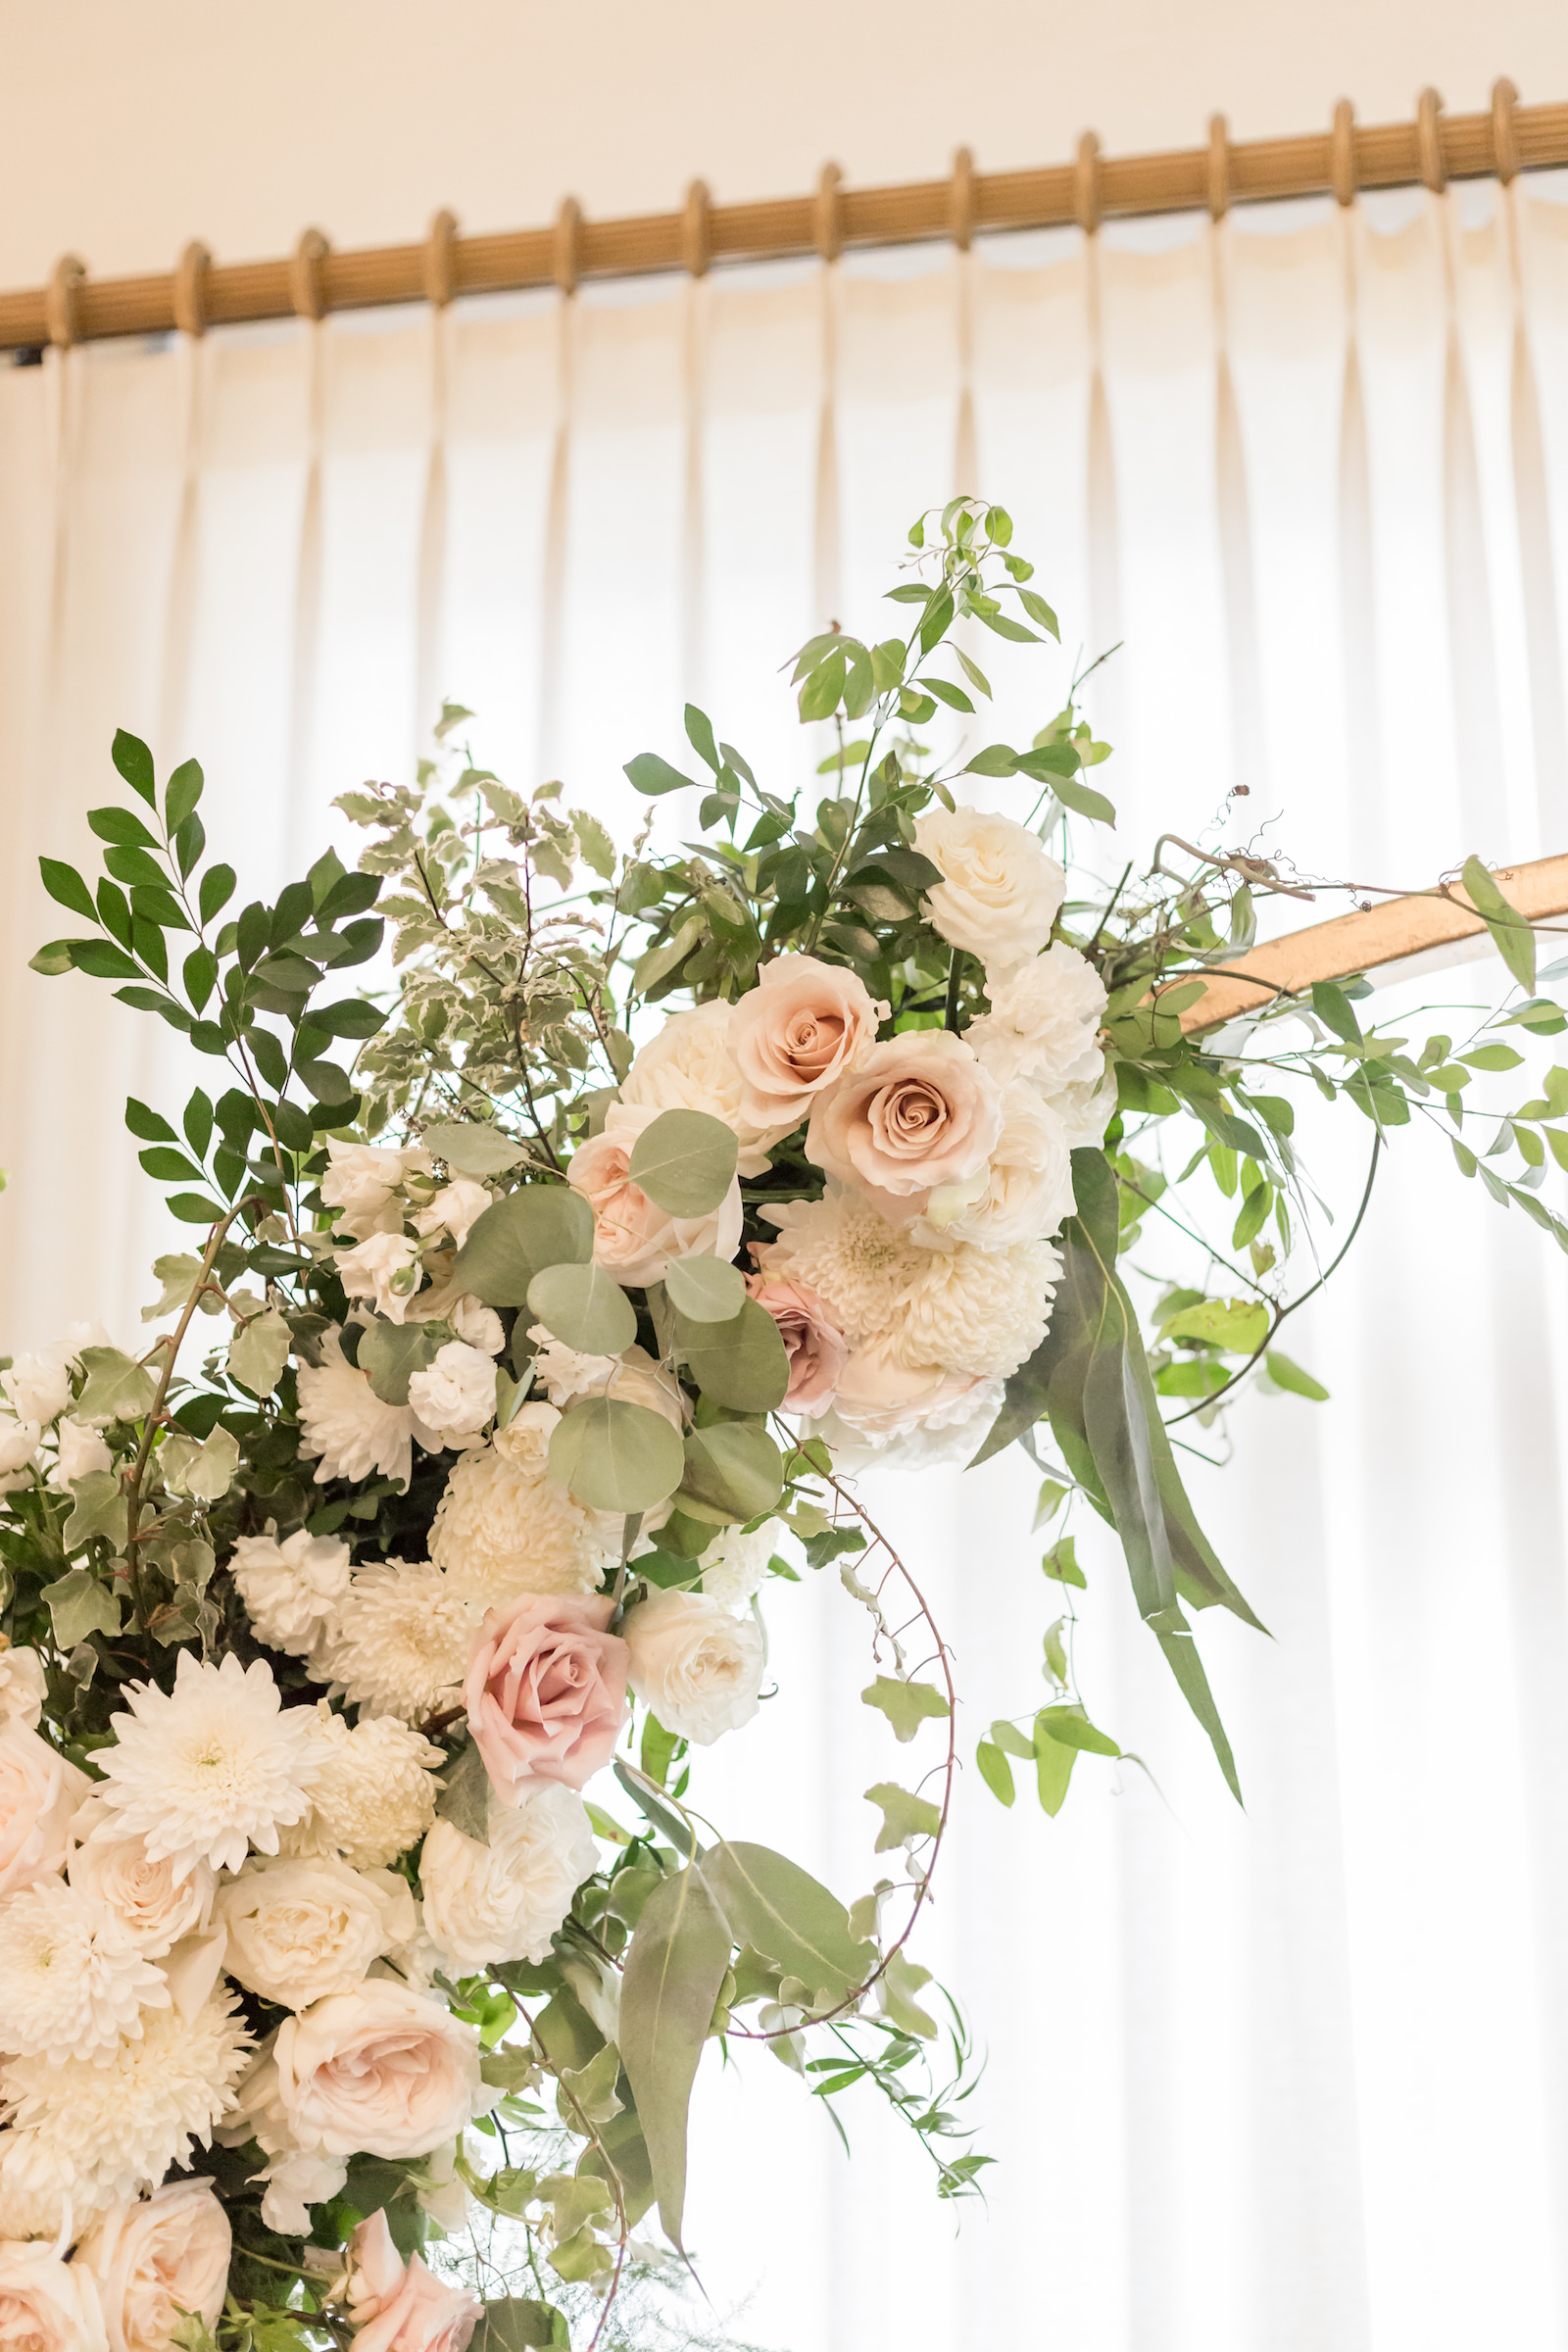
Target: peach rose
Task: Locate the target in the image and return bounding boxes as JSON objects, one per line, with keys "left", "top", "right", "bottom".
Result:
{"left": 567, "top": 1103, "right": 743, "bottom": 1288}
{"left": 272, "top": 1982, "right": 485, "bottom": 2160}
{"left": 806, "top": 1031, "right": 1004, "bottom": 1211}
{"left": 829, "top": 1341, "right": 998, "bottom": 1441}
{"left": 745, "top": 1275, "right": 848, "bottom": 1413}
{"left": 728, "top": 954, "right": 887, "bottom": 1126}
{"left": 465, "top": 1592, "right": 628, "bottom": 1801}
{"left": 0, "top": 2246, "right": 107, "bottom": 2352}
{"left": 340, "top": 2209, "right": 481, "bottom": 2352}
{"left": 0, "top": 1725, "right": 90, "bottom": 1899}
{"left": 74, "top": 2179, "right": 230, "bottom": 2352}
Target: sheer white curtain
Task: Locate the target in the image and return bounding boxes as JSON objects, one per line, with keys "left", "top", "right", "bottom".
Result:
{"left": 4, "top": 175, "right": 1568, "bottom": 2350}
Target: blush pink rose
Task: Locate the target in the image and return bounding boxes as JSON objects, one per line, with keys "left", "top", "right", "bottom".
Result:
{"left": 727, "top": 954, "right": 887, "bottom": 1125}
{"left": 806, "top": 1030, "right": 1004, "bottom": 1210}
{"left": 567, "top": 1104, "right": 742, "bottom": 1287}
{"left": 342, "top": 2210, "right": 481, "bottom": 2352}
{"left": 465, "top": 1593, "right": 628, "bottom": 1800}
{"left": 272, "top": 1982, "right": 484, "bottom": 2159}
{"left": 745, "top": 1275, "right": 848, "bottom": 1413}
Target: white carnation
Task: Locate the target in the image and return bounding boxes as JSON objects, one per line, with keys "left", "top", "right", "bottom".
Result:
{"left": 619, "top": 999, "right": 793, "bottom": 1177}
{"left": 428, "top": 1418, "right": 611, "bottom": 1601}
{"left": 0, "top": 1642, "right": 46, "bottom": 1731}
{"left": 0, "top": 1878, "right": 170, "bottom": 2065}
{"left": 408, "top": 1342, "right": 498, "bottom": 1443}
{"left": 215, "top": 1855, "right": 417, "bottom": 2008}
{"left": 335, "top": 1232, "right": 423, "bottom": 1325}
{"left": 525, "top": 1328, "right": 618, "bottom": 1407}
{"left": 0, "top": 1986, "right": 252, "bottom": 2209}
{"left": 967, "top": 941, "right": 1108, "bottom": 1088}
{"left": 97, "top": 1649, "right": 321, "bottom": 1877}
{"left": 697, "top": 1518, "right": 784, "bottom": 1613}
{"left": 623, "top": 1588, "right": 765, "bottom": 1745}
{"left": 419, "top": 1785, "right": 598, "bottom": 1970}
{"left": 0, "top": 1417, "right": 41, "bottom": 1477}
{"left": 449, "top": 1295, "right": 505, "bottom": 1354}
{"left": 1, "top": 1352, "right": 74, "bottom": 1426}
{"left": 414, "top": 1177, "right": 494, "bottom": 1250}
{"left": 68, "top": 1796, "right": 216, "bottom": 1956}
{"left": 324, "top": 1560, "right": 481, "bottom": 1724}
{"left": 1043, "top": 1060, "right": 1117, "bottom": 1148}
{"left": 913, "top": 807, "right": 1065, "bottom": 974}
{"left": 279, "top": 1705, "right": 443, "bottom": 1870}
{"left": 48, "top": 1418, "right": 112, "bottom": 1490}
{"left": 230, "top": 1526, "right": 352, "bottom": 1658}
{"left": 297, "top": 1328, "right": 416, "bottom": 1488}
{"left": 321, "top": 1140, "right": 432, "bottom": 1240}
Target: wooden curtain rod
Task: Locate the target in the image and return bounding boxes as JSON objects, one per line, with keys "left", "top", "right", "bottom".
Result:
{"left": 4, "top": 78, "right": 1563, "bottom": 355}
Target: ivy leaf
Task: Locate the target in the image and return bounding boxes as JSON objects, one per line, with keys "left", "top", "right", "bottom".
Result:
{"left": 1159, "top": 1297, "right": 1270, "bottom": 1354}
{"left": 62, "top": 1473, "right": 128, "bottom": 1551}
{"left": 160, "top": 1425, "right": 239, "bottom": 1500}
{"left": 226, "top": 1307, "right": 292, "bottom": 1398}
{"left": 41, "top": 1566, "right": 122, "bottom": 1646}
{"left": 75, "top": 1347, "right": 159, "bottom": 1424}
{"left": 863, "top": 1783, "right": 941, "bottom": 1852}
{"left": 860, "top": 1676, "right": 951, "bottom": 1742}
{"left": 618, "top": 1860, "right": 732, "bottom": 2252}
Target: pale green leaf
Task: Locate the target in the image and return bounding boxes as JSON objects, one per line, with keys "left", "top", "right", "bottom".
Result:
{"left": 679, "top": 1421, "right": 784, "bottom": 1522}
{"left": 75, "top": 1347, "right": 158, "bottom": 1424}
{"left": 62, "top": 1471, "right": 127, "bottom": 1550}
{"left": 675, "top": 1297, "right": 789, "bottom": 1412}
{"left": 878, "top": 1948, "right": 938, "bottom": 2039}
{"left": 421, "top": 1122, "right": 529, "bottom": 1177}
{"left": 662, "top": 1253, "right": 747, "bottom": 1323}
{"left": 359, "top": 1318, "right": 451, "bottom": 1406}
{"left": 226, "top": 1306, "right": 291, "bottom": 1397}
{"left": 1158, "top": 1297, "right": 1270, "bottom": 1354}
{"left": 864, "top": 1783, "right": 941, "bottom": 1852}
{"left": 549, "top": 1397, "right": 685, "bottom": 1513}
{"left": 627, "top": 1108, "right": 738, "bottom": 1217}
{"left": 453, "top": 1186, "right": 593, "bottom": 1308}
{"left": 527, "top": 1261, "right": 637, "bottom": 1356}
{"left": 1264, "top": 1349, "right": 1330, "bottom": 1401}
{"left": 161, "top": 1424, "right": 239, "bottom": 1500}
{"left": 435, "top": 1738, "right": 492, "bottom": 1841}
{"left": 860, "top": 1675, "right": 951, "bottom": 1742}
{"left": 41, "top": 1567, "right": 122, "bottom": 1646}
{"left": 617, "top": 1862, "right": 732, "bottom": 2250}
{"left": 703, "top": 1840, "right": 874, "bottom": 2007}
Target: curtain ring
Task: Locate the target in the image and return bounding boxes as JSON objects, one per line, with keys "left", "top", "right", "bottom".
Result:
{"left": 813, "top": 163, "right": 844, "bottom": 263}
{"left": 1416, "top": 87, "right": 1447, "bottom": 194}
{"left": 553, "top": 197, "right": 582, "bottom": 296}
{"left": 682, "top": 178, "right": 711, "bottom": 279}
{"left": 45, "top": 254, "right": 86, "bottom": 348}
{"left": 172, "top": 240, "right": 211, "bottom": 337}
{"left": 1330, "top": 99, "right": 1358, "bottom": 207}
{"left": 1074, "top": 131, "right": 1103, "bottom": 235}
{"left": 950, "top": 146, "right": 976, "bottom": 252}
{"left": 290, "top": 227, "right": 329, "bottom": 321}
{"left": 1491, "top": 76, "right": 1521, "bottom": 184}
{"left": 422, "top": 209, "right": 458, "bottom": 307}
{"left": 1206, "top": 114, "right": 1231, "bottom": 220}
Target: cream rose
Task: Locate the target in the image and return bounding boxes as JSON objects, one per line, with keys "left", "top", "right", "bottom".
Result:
{"left": 566, "top": 1103, "right": 743, "bottom": 1287}
{"left": 622, "top": 1588, "right": 765, "bottom": 1745}
{"left": 1, "top": 1352, "right": 74, "bottom": 1427}
{"left": 419, "top": 1783, "right": 599, "bottom": 1971}
{"left": 74, "top": 2180, "right": 230, "bottom": 2352}
{"left": 336, "top": 1233, "right": 424, "bottom": 1325}
{"left": 807, "top": 1030, "right": 1003, "bottom": 1210}
{"left": 828, "top": 1341, "right": 999, "bottom": 1442}
{"left": 271, "top": 1982, "right": 486, "bottom": 2160}
{"left": 0, "top": 1417, "right": 41, "bottom": 1478}
{"left": 68, "top": 1797, "right": 216, "bottom": 1956}
{"left": 216, "top": 1855, "right": 416, "bottom": 2009}
{"left": 338, "top": 2209, "right": 481, "bottom": 2352}
{"left": 0, "top": 1725, "right": 89, "bottom": 1898}
{"left": 619, "top": 1000, "right": 793, "bottom": 1177}
{"left": 913, "top": 807, "right": 1065, "bottom": 974}
{"left": 0, "top": 1643, "right": 46, "bottom": 1732}
{"left": 743, "top": 1276, "right": 847, "bottom": 1412}
{"left": 0, "top": 2246, "right": 108, "bottom": 2352}
{"left": 728, "top": 952, "right": 887, "bottom": 1126}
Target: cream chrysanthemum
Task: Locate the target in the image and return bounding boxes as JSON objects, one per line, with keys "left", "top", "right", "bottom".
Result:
{"left": 98, "top": 1650, "right": 320, "bottom": 1876}
{"left": 428, "top": 1414, "right": 611, "bottom": 1602}
{"left": 279, "top": 1705, "right": 444, "bottom": 1870}
{"left": 0, "top": 1879, "right": 169, "bottom": 2065}
{"left": 1, "top": 1987, "right": 252, "bottom": 2208}
{"left": 296, "top": 1329, "right": 416, "bottom": 1488}
{"left": 756, "top": 1191, "right": 933, "bottom": 1349}
{"left": 324, "top": 1562, "right": 481, "bottom": 1724}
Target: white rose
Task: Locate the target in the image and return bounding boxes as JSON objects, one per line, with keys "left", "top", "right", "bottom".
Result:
{"left": 0, "top": 1643, "right": 46, "bottom": 1731}
{"left": 215, "top": 1855, "right": 417, "bottom": 2009}
{"left": 0, "top": 2245, "right": 108, "bottom": 2352}
{"left": 270, "top": 1981, "right": 487, "bottom": 2159}
{"left": 408, "top": 1343, "right": 497, "bottom": 1442}
{"left": 74, "top": 2179, "right": 230, "bottom": 2352}
{"left": 0, "top": 1417, "right": 41, "bottom": 1477}
{"left": 321, "top": 1140, "right": 433, "bottom": 1241}
{"left": 230, "top": 1527, "right": 352, "bottom": 1657}
{"left": 68, "top": 1796, "right": 216, "bottom": 1956}
{"left": 966, "top": 941, "right": 1108, "bottom": 1088}
{"left": 0, "top": 1725, "right": 90, "bottom": 1898}
{"left": 1044, "top": 1060, "right": 1117, "bottom": 1148}
{"left": 622, "top": 1588, "right": 765, "bottom": 1745}
{"left": 913, "top": 808, "right": 1065, "bottom": 975}
{"left": 1, "top": 1352, "right": 74, "bottom": 1426}
{"left": 420, "top": 1784, "right": 599, "bottom": 1972}
{"left": 336, "top": 1233, "right": 424, "bottom": 1325}
{"left": 48, "top": 1418, "right": 113, "bottom": 1490}
{"left": 619, "top": 1000, "right": 793, "bottom": 1177}
{"left": 414, "top": 1178, "right": 494, "bottom": 1250}
{"left": 911, "top": 1081, "right": 1073, "bottom": 1250}
{"left": 448, "top": 1296, "right": 505, "bottom": 1354}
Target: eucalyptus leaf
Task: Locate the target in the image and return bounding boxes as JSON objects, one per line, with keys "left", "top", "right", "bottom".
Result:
{"left": 627, "top": 1109, "right": 738, "bottom": 1217}
{"left": 703, "top": 1840, "right": 874, "bottom": 2007}
{"left": 526, "top": 1261, "right": 638, "bottom": 1356}
{"left": 662, "top": 1253, "right": 747, "bottom": 1323}
{"left": 453, "top": 1186, "right": 593, "bottom": 1308}
{"left": 679, "top": 1422, "right": 784, "bottom": 1522}
{"left": 421, "top": 1122, "right": 530, "bottom": 1177}
{"left": 548, "top": 1397, "right": 685, "bottom": 1512}
{"left": 358, "top": 1318, "right": 451, "bottom": 1407}
{"left": 617, "top": 1860, "right": 732, "bottom": 2250}
{"left": 675, "top": 1297, "right": 789, "bottom": 1412}
{"left": 472, "top": 2296, "right": 572, "bottom": 2348}
{"left": 435, "top": 1738, "right": 493, "bottom": 1842}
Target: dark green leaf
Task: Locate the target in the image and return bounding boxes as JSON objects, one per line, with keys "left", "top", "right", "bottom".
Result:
{"left": 198, "top": 864, "right": 235, "bottom": 925}
{"left": 88, "top": 805, "right": 158, "bottom": 851}
{"left": 38, "top": 858, "right": 97, "bottom": 921}
{"left": 111, "top": 728, "right": 157, "bottom": 807}
{"left": 164, "top": 758, "right": 204, "bottom": 832}
{"left": 124, "top": 1096, "right": 177, "bottom": 1144}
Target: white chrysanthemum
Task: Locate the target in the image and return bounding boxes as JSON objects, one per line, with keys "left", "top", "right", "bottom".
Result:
{"left": 427, "top": 1419, "right": 611, "bottom": 1602}
{"left": 897, "top": 1237, "right": 1059, "bottom": 1380}
{"left": 407, "top": 1342, "right": 497, "bottom": 1444}
{"left": 757, "top": 1190, "right": 934, "bottom": 1350}
{"left": 0, "top": 1879, "right": 169, "bottom": 2065}
{"left": 230, "top": 1526, "right": 352, "bottom": 1658}
{"left": 296, "top": 1329, "right": 416, "bottom": 1488}
{"left": 697, "top": 1517, "right": 785, "bottom": 1613}
{"left": 324, "top": 1562, "right": 481, "bottom": 1724}
{"left": 279, "top": 1705, "right": 444, "bottom": 1870}
{"left": 0, "top": 1642, "right": 46, "bottom": 1731}
{"left": 1, "top": 1986, "right": 252, "bottom": 2208}
{"left": 419, "top": 1786, "right": 599, "bottom": 1970}
{"left": 967, "top": 942, "right": 1108, "bottom": 1089}
{"left": 98, "top": 1649, "right": 320, "bottom": 1876}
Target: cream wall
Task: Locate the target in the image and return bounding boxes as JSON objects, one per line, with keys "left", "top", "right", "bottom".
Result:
{"left": 0, "top": 0, "right": 1564, "bottom": 289}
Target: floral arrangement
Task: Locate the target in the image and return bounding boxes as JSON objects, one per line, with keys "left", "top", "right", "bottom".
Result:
{"left": 1, "top": 497, "right": 1564, "bottom": 2351}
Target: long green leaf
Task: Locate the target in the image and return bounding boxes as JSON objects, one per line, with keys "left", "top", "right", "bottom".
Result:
{"left": 617, "top": 1861, "right": 732, "bottom": 2250}
{"left": 703, "top": 1841, "right": 874, "bottom": 2006}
